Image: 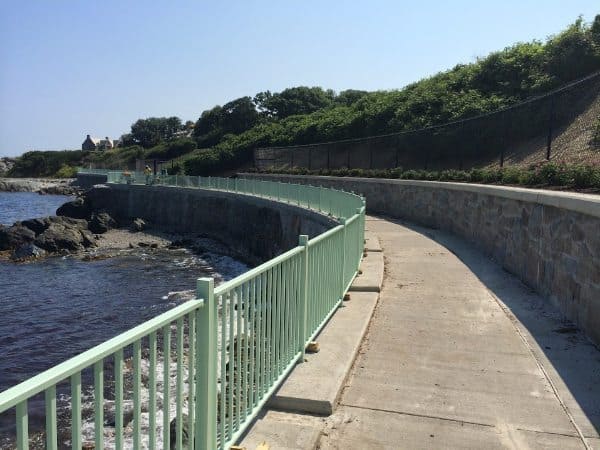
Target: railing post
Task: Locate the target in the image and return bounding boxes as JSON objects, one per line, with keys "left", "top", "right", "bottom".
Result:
{"left": 318, "top": 187, "right": 322, "bottom": 212}
{"left": 340, "top": 218, "right": 347, "bottom": 299}
{"left": 299, "top": 235, "right": 309, "bottom": 361}
{"left": 195, "top": 278, "right": 217, "bottom": 450}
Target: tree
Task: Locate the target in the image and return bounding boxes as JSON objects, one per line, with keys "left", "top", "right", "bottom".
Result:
{"left": 253, "top": 87, "right": 334, "bottom": 118}
{"left": 130, "top": 117, "right": 183, "bottom": 148}
{"left": 193, "top": 97, "right": 259, "bottom": 146}
{"left": 335, "top": 89, "right": 369, "bottom": 106}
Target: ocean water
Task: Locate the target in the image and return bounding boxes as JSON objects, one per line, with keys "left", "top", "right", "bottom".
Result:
{"left": 0, "top": 191, "right": 73, "bottom": 225}
{"left": 0, "top": 192, "right": 248, "bottom": 445}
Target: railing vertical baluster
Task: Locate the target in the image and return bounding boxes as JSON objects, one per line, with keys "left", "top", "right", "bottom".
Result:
{"left": 163, "top": 324, "right": 171, "bottom": 450}
{"left": 228, "top": 290, "right": 235, "bottom": 439}
{"left": 242, "top": 283, "right": 249, "bottom": 418}
{"left": 255, "top": 274, "right": 264, "bottom": 401}
{"left": 235, "top": 285, "right": 242, "bottom": 429}
{"left": 133, "top": 340, "right": 142, "bottom": 448}
{"left": 149, "top": 332, "right": 157, "bottom": 450}
{"left": 219, "top": 293, "right": 227, "bottom": 444}
{"left": 250, "top": 278, "right": 258, "bottom": 410}
{"left": 115, "top": 349, "right": 124, "bottom": 450}
{"left": 16, "top": 400, "right": 28, "bottom": 450}
{"left": 45, "top": 385, "right": 57, "bottom": 450}
{"left": 71, "top": 372, "right": 82, "bottom": 449}
{"left": 299, "top": 235, "right": 309, "bottom": 358}
{"left": 340, "top": 218, "right": 347, "bottom": 298}
{"left": 266, "top": 269, "right": 273, "bottom": 389}
{"left": 282, "top": 259, "right": 290, "bottom": 362}
{"left": 187, "top": 312, "right": 196, "bottom": 446}
{"left": 176, "top": 318, "right": 184, "bottom": 449}
{"left": 94, "top": 360, "right": 104, "bottom": 449}
{"left": 195, "top": 278, "right": 217, "bottom": 450}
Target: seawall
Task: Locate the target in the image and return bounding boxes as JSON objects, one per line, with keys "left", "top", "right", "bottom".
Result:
{"left": 242, "top": 173, "right": 600, "bottom": 345}
{"left": 76, "top": 173, "right": 108, "bottom": 189}
{"left": 86, "top": 183, "right": 337, "bottom": 265}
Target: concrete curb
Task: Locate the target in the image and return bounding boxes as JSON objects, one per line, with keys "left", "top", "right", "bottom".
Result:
{"left": 238, "top": 238, "right": 384, "bottom": 448}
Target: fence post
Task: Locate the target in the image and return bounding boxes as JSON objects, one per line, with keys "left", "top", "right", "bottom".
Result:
{"left": 340, "top": 218, "right": 347, "bottom": 299}
{"left": 546, "top": 95, "right": 555, "bottom": 160}
{"left": 299, "top": 235, "right": 309, "bottom": 360}
{"left": 195, "top": 278, "right": 216, "bottom": 450}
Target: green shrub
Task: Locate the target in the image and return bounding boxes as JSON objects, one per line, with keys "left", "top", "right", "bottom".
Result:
{"left": 500, "top": 167, "right": 522, "bottom": 184}
{"left": 54, "top": 164, "right": 78, "bottom": 178}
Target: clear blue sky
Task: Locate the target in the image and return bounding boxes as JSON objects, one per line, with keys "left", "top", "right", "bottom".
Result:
{"left": 0, "top": 1, "right": 597, "bottom": 157}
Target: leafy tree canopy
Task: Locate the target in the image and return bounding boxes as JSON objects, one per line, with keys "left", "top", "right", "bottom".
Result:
{"left": 130, "top": 117, "right": 183, "bottom": 148}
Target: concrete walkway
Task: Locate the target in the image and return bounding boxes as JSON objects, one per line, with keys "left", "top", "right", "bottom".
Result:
{"left": 318, "top": 217, "right": 600, "bottom": 450}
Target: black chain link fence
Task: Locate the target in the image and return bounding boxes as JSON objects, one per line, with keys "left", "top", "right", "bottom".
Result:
{"left": 255, "top": 71, "right": 600, "bottom": 171}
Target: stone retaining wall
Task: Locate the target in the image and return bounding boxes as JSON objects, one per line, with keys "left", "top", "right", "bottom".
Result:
{"left": 242, "top": 173, "right": 600, "bottom": 345}
{"left": 86, "top": 183, "right": 337, "bottom": 265}
{"left": 76, "top": 173, "right": 108, "bottom": 189}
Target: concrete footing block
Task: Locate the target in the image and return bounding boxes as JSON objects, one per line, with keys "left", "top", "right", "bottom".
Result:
{"left": 267, "top": 291, "right": 380, "bottom": 415}
{"left": 238, "top": 410, "right": 324, "bottom": 450}
{"left": 349, "top": 251, "right": 384, "bottom": 292}
{"left": 364, "top": 231, "right": 382, "bottom": 252}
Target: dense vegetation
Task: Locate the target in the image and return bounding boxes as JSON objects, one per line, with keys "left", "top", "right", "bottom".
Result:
{"left": 7, "top": 16, "right": 600, "bottom": 178}
{"left": 7, "top": 150, "right": 86, "bottom": 178}
{"left": 252, "top": 162, "right": 600, "bottom": 190}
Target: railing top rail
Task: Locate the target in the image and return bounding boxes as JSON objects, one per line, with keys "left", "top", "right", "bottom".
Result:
{"left": 215, "top": 246, "right": 304, "bottom": 295}
{"left": 0, "top": 299, "right": 203, "bottom": 413}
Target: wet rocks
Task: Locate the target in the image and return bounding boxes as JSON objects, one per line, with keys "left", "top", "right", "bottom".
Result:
{"left": 11, "top": 243, "right": 46, "bottom": 260}
{"left": 1, "top": 216, "right": 97, "bottom": 258}
{"left": 0, "top": 224, "right": 35, "bottom": 250}
{"left": 88, "top": 211, "right": 117, "bottom": 234}
{"left": 130, "top": 218, "right": 146, "bottom": 232}
{"left": 56, "top": 197, "right": 90, "bottom": 219}
{"left": 34, "top": 218, "right": 95, "bottom": 253}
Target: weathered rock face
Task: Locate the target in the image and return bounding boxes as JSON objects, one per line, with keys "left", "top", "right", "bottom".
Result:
{"left": 11, "top": 243, "right": 46, "bottom": 260}
{"left": 0, "top": 157, "right": 16, "bottom": 176}
{"left": 34, "top": 218, "right": 94, "bottom": 253}
{"left": 0, "top": 224, "right": 36, "bottom": 250}
{"left": 1, "top": 216, "right": 96, "bottom": 258}
{"left": 56, "top": 197, "right": 90, "bottom": 219}
{"left": 130, "top": 218, "right": 146, "bottom": 232}
{"left": 88, "top": 212, "right": 117, "bottom": 234}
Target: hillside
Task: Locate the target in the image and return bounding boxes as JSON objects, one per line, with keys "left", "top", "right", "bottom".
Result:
{"left": 6, "top": 15, "right": 600, "bottom": 178}
{"left": 493, "top": 89, "right": 600, "bottom": 167}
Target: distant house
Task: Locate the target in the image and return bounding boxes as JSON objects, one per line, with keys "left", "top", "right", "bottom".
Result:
{"left": 82, "top": 135, "right": 118, "bottom": 151}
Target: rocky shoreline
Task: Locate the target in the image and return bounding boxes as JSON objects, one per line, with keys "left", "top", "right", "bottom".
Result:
{"left": 0, "top": 177, "right": 80, "bottom": 195}
{"left": 0, "top": 193, "right": 247, "bottom": 265}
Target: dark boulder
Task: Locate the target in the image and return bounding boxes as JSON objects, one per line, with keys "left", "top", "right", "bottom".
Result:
{"left": 56, "top": 197, "right": 90, "bottom": 219}
{"left": 88, "top": 212, "right": 116, "bottom": 234}
{"left": 130, "top": 218, "right": 146, "bottom": 232}
{"left": 21, "top": 217, "right": 51, "bottom": 235}
{"left": 34, "top": 217, "right": 96, "bottom": 253}
{"left": 11, "top": 243, "right": 46, "bottom": 260}
{"left": 0, "top": 224, "right": 36, "bottom": 251}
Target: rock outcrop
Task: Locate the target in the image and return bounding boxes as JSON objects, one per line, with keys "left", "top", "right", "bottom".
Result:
{"left": 0, "top": 178, "right": 79, "bottom": 195}
{"left": 0, "top": 216, "right": 98, "bottom": 260}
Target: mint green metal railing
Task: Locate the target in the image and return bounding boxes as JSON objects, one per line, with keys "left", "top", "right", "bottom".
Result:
{"left": 0, "top": 172, "right": 365, "bottom": 449}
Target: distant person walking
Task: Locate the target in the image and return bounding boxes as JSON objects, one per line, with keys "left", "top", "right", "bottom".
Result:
{"left": 144, "top": 165, "right": 152, "bottom": 185}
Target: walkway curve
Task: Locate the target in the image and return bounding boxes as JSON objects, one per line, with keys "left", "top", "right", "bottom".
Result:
{"left": 319, "top": 216, "right": 600, "bottom": 450}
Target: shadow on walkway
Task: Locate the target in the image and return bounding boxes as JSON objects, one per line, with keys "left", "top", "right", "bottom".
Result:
{"left": 389, "top": 216, "right": 600, "bottom": 441}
